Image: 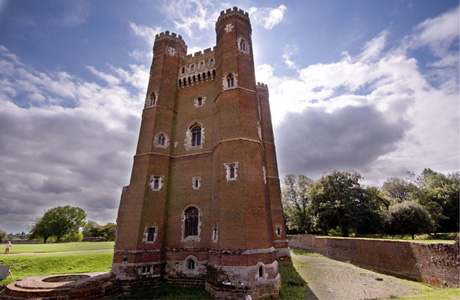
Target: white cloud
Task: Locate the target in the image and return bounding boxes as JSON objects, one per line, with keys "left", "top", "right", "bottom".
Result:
{"left": 159, "top": 0, "right": 222, "bottom": 38}
{"left": 257, "top": 8, "right": 459, "bottom": 185}
{"left": 129, "top": 22, "right": 162, "bottom": 45}
{"left": 0, "top": 45, "right": 149, "bottom": 232}
{"left": 87, "top": 66, "right": 121, "bottom": 86}
{"left": 249, "top": 5, "right": 286, "bottom": 29}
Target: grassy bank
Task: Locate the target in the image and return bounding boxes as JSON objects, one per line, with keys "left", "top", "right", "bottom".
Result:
{"left": 2, "top": 241, "right": 114, "bottom": 254}
{"left": 0, "top": 251, "right": 113, "bottom": 286}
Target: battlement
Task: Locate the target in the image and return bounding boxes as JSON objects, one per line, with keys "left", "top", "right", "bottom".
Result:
{"left": 257, "top": 82, "right": 268, "bottom": 89}
{"left": 216, "top": 6, "right": 250, "bottom": 31}
{"left": 185, "top": 47, "right": 216, "bottom": 59}
{"left": 155, "top": 31, "right": 187, "bottom": 52}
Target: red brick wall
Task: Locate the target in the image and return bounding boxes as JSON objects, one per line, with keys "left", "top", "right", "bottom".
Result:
{"left": 289, "top": 235, "right": 460, "bottom": 287}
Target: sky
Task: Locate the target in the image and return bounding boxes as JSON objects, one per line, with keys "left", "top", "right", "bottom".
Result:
{"left": 0, "top": 0, "right": 458, "bottom": 233}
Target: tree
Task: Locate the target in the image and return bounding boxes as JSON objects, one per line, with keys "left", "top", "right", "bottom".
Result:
{"left": 385, "top": 201, "right": 435, "bottom": 239}
{"left": 414, "top": 170, "right": 459, "bottom": 232}
{"left": 29, "top": 206, "right": 86, "bottom": 243}
{"left": 87, "top": 222, "right": 117, "bottom": 241}
{"left": 82, "top": 220, "right": 99, "bottom": 238}
{"left": 381, "top": 177, "right": 418, "bottom": 203}
{"left": 308, "top": 170, "right": 385, "bottom": 237}
{"left": 0, "top": 229, "right": 7, "bottom": 242}
{"left": 281, "top": 174, "right": 314, "bottom": 233}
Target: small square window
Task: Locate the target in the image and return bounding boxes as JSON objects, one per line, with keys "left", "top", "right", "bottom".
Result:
{"left": 141, "top": 265, "right": 151, "bottom": 274}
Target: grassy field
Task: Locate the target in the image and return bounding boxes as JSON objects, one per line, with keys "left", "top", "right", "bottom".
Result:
{"left": 2, "top": 241, "right": 114, "bottom": 254}
{"left": 0, "top": 251, "right": 113, "bottom": 286}
{"left": 287, "top": 233, "right": 457, "bottom": 243}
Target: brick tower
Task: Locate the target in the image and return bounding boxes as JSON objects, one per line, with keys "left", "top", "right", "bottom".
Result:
{"left": 112, "top": 7, "right": 290, "bottom": 298}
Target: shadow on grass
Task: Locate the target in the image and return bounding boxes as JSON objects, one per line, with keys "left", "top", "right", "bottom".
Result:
{"left": 279, "top": 263, "right": 319, "bottom": 300}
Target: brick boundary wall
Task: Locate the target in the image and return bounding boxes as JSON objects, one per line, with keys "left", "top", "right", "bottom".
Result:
{"left": 288, "top": 235, "right": 459, "bottom": 288}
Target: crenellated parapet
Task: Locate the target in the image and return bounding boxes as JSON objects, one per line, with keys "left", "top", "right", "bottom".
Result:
{"left": 215, "top": 7, "right": 251, "bottom": 32}
{"left": 256, "top": 82, "right": 268, "bottom": 89}
{"left": 154, "top": 31, "right": 187, "bottom": 53}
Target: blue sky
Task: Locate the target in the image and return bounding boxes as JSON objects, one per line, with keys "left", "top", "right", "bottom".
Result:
{"left": 0, "top": 0, "right": 458, "bottom": 233}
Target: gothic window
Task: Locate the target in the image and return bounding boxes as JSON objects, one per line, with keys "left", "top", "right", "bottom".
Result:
{"left": 146, "top": 92, "right": 157, "bottom": 107}
{"left": 199, "top": 61, "right": 204, "bottom": 69}
{"left": 224, "top": 162, "right": 239, "bottom": 181}
{"left": 191, "top": 124, "right": 202, "bottom": 147}
{"left": 259, "top": 266, "right": 264, "bottom": 278}
{"left": 154, "top": 132, "right": 169, "bottom": 148}
{"left": 209, "top": 58, "right": 215, "bottom": 66}
{"left": 190, "top": 64, "right": 195, "bottom": 72}
{"left": 184, "top": 206, "right": 199, "bottom": 238}
{"left": 147, "top": 227, "right": 156, "bottom": 242}
{"left": 223, "top": 73, "right": 237, "bottom": 90}
{"left": 227, "top": 74, "right": 234, "bottom": 87}
{"left": 239, "top": 39, "right": 247, "bottom": 51}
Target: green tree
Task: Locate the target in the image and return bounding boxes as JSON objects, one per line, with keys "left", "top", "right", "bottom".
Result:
{"left": 82, "top": 220, "right": 99, "bottom": 238}
{"left": 281, "top": 174, "right": 314, "bottom": 233}
{"left": 0, "top": 229, "right": 7, "bottom": 242}
{"left": 29, "top": 206, "right": 86, "bottom": 243}
{"left": 414, "top": 170, "right": 459, "bottom": 232}
{"left": 87, "top": 222, "right": 117, "bottom": 241}
{"left": 381, "top": 177, "right": 418, "bottom": 203}
{"left": 385, "top": 201, "right": 435, "bottom": 239}
{"left": 308, "top": 170, "right": 385, "bottom": 237}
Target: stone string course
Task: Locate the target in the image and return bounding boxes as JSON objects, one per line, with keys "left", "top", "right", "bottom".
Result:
{"left": 289, "top": 235, "right": 460, "bottom": 288}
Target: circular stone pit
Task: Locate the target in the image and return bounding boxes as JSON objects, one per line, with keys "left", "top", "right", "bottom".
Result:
{"left": 4, "top": 272, "right": 120, "bottom": 299}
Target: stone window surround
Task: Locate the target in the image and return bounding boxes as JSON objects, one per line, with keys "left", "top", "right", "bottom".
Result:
{"left": 181, "top": 205, "right": 201, "bottom": 242}
{"left": 184, "top": 255, "right": 198, "bottom": 274}
{"left": 184, "top": 122, "right": 205, "bottom": 151}
{"left": 255, "top": 262, "right": 267, "bottom": 281}
{"left": 224, "top": 162, "right": 239, "bottom": 181}
{"left": 237, "top": 37, "right": 250, "bottom": 53}
{"left": 145, "top": 91, "right": 158, "bottom": 108}
{"left": 192, "top": 176, "right": 201, "bottom": 190}
{"left": 142, "top": 226, "right": 158, "bottom": 244}
{"left": 275, "top": 225, "right": 282, "bottom": 237}
{"left": 223, "top": 73, "right": 237, "bottom": 90}
{"left": 140, "top": 265, "right": 152, "bottom": 275}
{"left": 149, "top": 175, "right": 164, "bottom": 191}
{"left": 154, "top": 131, "right": 170, "bottom": 148}
{"left": 194, "top": 96, "right": 206, "bottom": 107}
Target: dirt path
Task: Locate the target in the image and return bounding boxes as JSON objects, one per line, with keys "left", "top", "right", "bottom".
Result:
{"left": 292, "top": 252, "right": 431, "bottom": 300}
{"left": 1, "top": 249, "right": 113, "bottom": 256}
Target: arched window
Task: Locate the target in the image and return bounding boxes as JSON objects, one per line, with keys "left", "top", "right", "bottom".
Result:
{"left": 227, "top": 74, "right": 234, "bottom": 88}
{"left": 191, "top": 124, "right": 202, "bottom": 147}
{"left": 184, "top": 206, "right": 199, "bottom": 238}
{"left": 259, "top": 266, "right": 264, "bottom": 278}
{"left": 209, "top": 58, "right": 215, "bottom": 66}
{"left": 154, "top": 132, "right": 169, "bottom": 148}
{"left": 146, "top": 92, "right": 157, "bottom": 107}
{"left": 240, "top": 40, "right": 247, "bottom": 51}
{"left": 187, "top": 258, "right": 195, "bottom": 270}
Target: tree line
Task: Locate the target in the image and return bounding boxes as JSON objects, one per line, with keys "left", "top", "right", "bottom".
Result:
{"left": 0, "top": 205, "right": 116, "bottom": 243}
{"left": 282, "top": 168, "right": 459, "bottom": 238}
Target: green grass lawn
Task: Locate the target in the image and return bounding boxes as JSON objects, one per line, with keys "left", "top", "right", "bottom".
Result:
{"left": 383, "top": 289, "right": 460, "bottom": 300}
{"left": 0, "top": 251, "right": 113, "bottom": 286}
{"left": 2, "top": 241, "right": 114, "bottom": 254}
